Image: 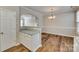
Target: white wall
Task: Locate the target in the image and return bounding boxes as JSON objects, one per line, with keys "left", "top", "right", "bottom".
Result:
{"left": 42, "top": 12, "right": 76, "bottom": 37}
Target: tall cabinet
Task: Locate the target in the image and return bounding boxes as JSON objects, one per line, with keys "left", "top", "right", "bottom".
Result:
{"left": 0, "top": 7, "right": 16, "bottom": 51}
{"left": 19, "top": 7, "right": 42, "bottom": 51}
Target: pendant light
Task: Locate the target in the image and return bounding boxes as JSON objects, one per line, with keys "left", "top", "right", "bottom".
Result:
{"left": 48, "top": 8, "right": 56, "bottom": 20}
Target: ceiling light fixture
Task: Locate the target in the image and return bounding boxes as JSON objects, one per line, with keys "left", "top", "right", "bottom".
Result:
{"left": 48, "top": 8, "right": 56, "bottom": 20}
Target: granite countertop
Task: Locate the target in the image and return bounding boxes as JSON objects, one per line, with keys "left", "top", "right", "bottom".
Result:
{"left": 21, "top": 29, "right": 40, "bottom": 35}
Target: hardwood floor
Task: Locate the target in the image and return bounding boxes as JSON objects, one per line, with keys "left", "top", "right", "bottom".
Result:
{"left": 3, "top": 33, "right": 74, "bottom": 52}
{"left": 3, "top": 44, "right": 31, "bottom": 52}
{"left": 36, "top": 33, "right": 73, "bottom": 52}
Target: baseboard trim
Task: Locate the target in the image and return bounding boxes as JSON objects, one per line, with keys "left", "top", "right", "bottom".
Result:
{"left": 42, "top": 32, "right": 75, "bottom": 38}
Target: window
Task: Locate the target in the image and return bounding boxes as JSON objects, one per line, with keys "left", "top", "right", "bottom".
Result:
{"left": 76, "top": 10, "right": 79, "bottom": 34}
{"left": 20, "top": 14, "right": 38, "bottom": 27}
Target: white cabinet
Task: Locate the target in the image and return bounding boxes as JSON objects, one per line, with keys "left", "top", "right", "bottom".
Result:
{"left": 21, "top": 14, "right": 38, "bottom": 27}
{"left": 19, "top": 7, "right": 42, "bottom": 51}
{"left": 20, "top": 7, "right": 40, "bottom": 28}
{"left": 74, "top": 36, "right": 79, "bottom": 52}
{"left": 0, "top": 8, "right": 16, "bottom": 51}
{"left": 19, "top": 31, "right": 41, "bottom": 52}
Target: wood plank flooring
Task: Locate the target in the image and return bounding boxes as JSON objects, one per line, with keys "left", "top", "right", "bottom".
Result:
{"left": 3, "top": 44, "right": 31, "bottom": 52}
{"left": 3, "top": 33, "right": 74, "bottom": 52}
{"left": 37, "top": 33, "right": 73, "bottom": 52}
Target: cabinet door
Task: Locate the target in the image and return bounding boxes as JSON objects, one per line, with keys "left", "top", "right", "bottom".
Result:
{"left": 74, "top": 37, "right": 79, "bottom": 52}
{"left": 0, "top": 8, "right": 16, "bottom": 51}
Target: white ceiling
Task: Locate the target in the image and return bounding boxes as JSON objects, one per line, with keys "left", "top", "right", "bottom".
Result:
{"left": 26, "top": 6, "right": 75, "bottom": 15}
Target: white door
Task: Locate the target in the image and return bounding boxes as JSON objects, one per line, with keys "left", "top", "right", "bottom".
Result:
{"left": 0, "top": 8, "right": 16, "bottom": 51}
